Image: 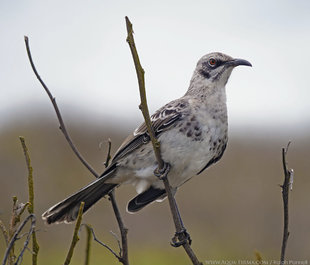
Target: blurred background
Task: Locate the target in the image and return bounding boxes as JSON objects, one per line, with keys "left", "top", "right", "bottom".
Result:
{"left": 0, "top": 0, "right": 309, "bottom": 264}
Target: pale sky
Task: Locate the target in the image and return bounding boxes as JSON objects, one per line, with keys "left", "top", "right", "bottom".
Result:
{"left": 1, "top": 0, "right": 310, "bottom": 136}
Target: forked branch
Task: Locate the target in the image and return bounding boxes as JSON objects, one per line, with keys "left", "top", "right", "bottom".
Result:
{"left": 2, "top": 214, "right": 36, "bottom": 265}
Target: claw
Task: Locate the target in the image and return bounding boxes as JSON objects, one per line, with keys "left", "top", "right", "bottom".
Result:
{"left": 154, "top": 162, "right": 171, "bottom": 180}
{"left": 170, "top": 229, "right": 192, "bottom": 247}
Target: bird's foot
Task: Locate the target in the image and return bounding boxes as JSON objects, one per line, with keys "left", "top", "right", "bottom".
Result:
{"left": 154, "top": 162, "right": 171, "bottom": 180}
{"left": 170, "top": 228, "right": 192, "bottom": 247}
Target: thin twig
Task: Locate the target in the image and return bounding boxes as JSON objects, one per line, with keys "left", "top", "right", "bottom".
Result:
{"left": 19, "top": 137, "right": 39, "bottom": 265}
{"left": 63, "top": 202, "right": 85, "bottom": 265}
{"left": 125, "top": 16, "right": 202, "bottom": 265}
{"left": 14, "top": 215, "right": 36, "bottom": 265}
{"left": 10, "top": 197, "right": 29, "bottom": 228}
{"left": 104, "top": 138, "right": 112, "bottom": 168}
{"left": 109, "top": 191, "right": 128, "bottom": 264}
{"left": 24, "top": 36, "right": 129, "bottom": 264}
{"left": 24, "top": 36, "right": 99, "bottom": 179}
{"left": 8, "top": 197, "right": 29, "bottom": 264}
{"left": 125, "top": 17, "right": 164, "bottom": 170}
{"left": 2, "top": 214, "right": 36, "bottom": 265}
{"left": 110, "top": 230, "right": 122, "bottom": 256}
{"left": 84, "top": 224, "right": 92, "bottom": 265}
{"left": 86, "top": 225, "right": 122, "bottom": 262}
{"left": 104, "top": 140, "right": 129, "bottom": 265}
{"left": 280, "top": 142, "right": 293, "bottom": 263}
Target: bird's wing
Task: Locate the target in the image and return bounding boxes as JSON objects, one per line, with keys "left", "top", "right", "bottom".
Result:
{"left": 111, "top": 99, "right": 189, "bottom": 163}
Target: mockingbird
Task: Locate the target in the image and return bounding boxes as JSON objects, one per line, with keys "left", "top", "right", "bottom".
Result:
{"left": 42, "top": 52, "right": 251, "bottom": 224}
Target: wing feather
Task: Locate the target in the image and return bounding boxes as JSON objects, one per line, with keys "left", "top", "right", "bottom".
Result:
{"left": 112, "top": 99, "right": 188, "bottom": 163}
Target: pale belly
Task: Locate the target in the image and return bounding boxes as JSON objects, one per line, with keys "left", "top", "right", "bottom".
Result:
{"left": 159, "top": 120, "right": 227, "bottom": 188}
{"left": 112, "top": 116, "right": 227, "bottom": 193}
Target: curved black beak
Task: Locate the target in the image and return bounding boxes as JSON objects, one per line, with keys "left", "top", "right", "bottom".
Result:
{"left": 226, "top": 58, "right": 252, "bottom": 67}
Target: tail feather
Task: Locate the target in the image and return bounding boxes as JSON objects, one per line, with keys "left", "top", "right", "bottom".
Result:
{"left": 127, "top": 186, "right": 166, "bottom": 213}
{"left": 42, "top": 177, "right": 117, "bottom": 225}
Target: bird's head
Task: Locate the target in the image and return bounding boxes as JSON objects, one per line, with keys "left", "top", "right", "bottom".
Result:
{"left": 193, "top": 52, "right": 252, "bottom": 89}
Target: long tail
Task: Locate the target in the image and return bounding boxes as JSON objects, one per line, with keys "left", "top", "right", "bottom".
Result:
{"left": 42, "top": 176, "right": 117, "bottom": 225}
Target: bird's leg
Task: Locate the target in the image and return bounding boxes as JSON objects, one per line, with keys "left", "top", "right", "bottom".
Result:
{"left": 154, "top": 162, "right": 192, "bottom": 247}
{"left": 170, "top": 198, "right": 192, "bottom": 247}
{"left": 170, "top": 200, "right": 192, "bottom": 247}
{"left": 171, "top": 229, "right": 192, "bottom": 247}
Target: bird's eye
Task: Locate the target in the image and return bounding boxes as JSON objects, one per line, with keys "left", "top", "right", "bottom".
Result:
{"left": 208, "top": 58, "right": 216, "bottom": 67}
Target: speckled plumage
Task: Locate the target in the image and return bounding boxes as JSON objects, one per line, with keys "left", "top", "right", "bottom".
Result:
{"left": 42, "top": 52, "right": 251, "bottom": 224}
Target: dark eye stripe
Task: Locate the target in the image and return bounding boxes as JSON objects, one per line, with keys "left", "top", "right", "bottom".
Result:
{"left": 216, "top": 60, "right": 224, "bottom": 67}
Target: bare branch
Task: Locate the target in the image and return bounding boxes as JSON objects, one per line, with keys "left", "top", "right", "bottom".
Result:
{"left": 125, "top": 16, "right": 202, "bottom": 265}
{"left": 84, "top": 224, "right": 92, "bottom": 265}
{"left": 63, "top": 202, "right": 85, "bottom": 265}
{"left": 125, "top": 17, "right": 164, "bottom": 170}
{"left": 24, "top": 36, "right": 99, "bottom": 179}
{"left": 110, "top": 230, "right": 122, "bottom": 256}
{"left": 24, "top": 36, "right": 130, "bottom": 264}
{"left": 2, "top": 214, "right": 36, "bottom": 265}
{"left": 19, "top": 137, "right": 35, "bottom": 213}
{"left": 104, "top": 140, "right": 129, "bottom": 265}
{"left": 85, "top": 225, "right": 122, "bottom": 262}
{"left": 8, "top": 197, "right": 30, "bottom": 264}
{"left": 280, "top": 142, "right": 293, "bottom": 263}
{"left": 109, "top": 191, "right": 129, "bottom": 264}
{"left": 19, "top": 137, "right": 40, "bottom": 265}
